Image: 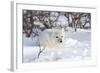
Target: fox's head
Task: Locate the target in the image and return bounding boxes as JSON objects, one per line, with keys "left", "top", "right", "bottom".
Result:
{"left": 52, "top": 28, "right": 65, "bottom": 43}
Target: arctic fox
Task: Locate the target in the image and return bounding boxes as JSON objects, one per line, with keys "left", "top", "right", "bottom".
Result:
{"left": 38, "top": 28, "right": 65, "bottom": 49}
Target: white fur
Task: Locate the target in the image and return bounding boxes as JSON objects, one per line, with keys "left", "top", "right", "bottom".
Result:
{"left": 39, "top": 28, "right": 65, "bottom": 49}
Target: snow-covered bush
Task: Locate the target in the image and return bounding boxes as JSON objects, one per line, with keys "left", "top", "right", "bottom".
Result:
{"left": 56, "top": 14, "right": 68, "bottom": 29}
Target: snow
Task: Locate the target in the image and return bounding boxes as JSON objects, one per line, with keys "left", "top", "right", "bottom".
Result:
{"left": 23, "top": 36, "right": 38, "bottom": 46}
{"left": 33, "top": 21, "right": 45, "bottom": 28}
{"left": 69, "top": 14, "right": 73, "bottom": 24}
{"left": 50, "top": 12, "right": 59, "bottom": 21}
{"left": 85, "top": 23, "right": 90, "bottom": 28}
{"left": 23, "top": 29, "right": 91, "bottom": 63}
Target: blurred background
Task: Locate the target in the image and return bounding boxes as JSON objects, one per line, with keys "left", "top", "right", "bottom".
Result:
{"left": 23, "top": 10, "right": 91, "bottom": 37}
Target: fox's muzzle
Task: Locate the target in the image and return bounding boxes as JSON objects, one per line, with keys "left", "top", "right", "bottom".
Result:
{"left": 57, "top": 38, "right": 62, "bottom": 43}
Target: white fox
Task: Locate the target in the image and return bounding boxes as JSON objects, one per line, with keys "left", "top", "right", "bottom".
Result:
{"left": 38, "top": 28, "right": 65, "bottom": 49}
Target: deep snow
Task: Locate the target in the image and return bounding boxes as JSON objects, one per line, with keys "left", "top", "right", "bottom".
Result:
{"left": 23, "top": 29, "right": 91, "bottom": 63}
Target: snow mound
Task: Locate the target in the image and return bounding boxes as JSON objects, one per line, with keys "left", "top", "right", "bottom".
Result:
{"left": 65, "top": 38, "right": 78, "bottom": 47}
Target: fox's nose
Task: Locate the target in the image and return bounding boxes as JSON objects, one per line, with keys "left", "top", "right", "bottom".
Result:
{"left": 60, "top": 40, "right": 62, "bottom": 43}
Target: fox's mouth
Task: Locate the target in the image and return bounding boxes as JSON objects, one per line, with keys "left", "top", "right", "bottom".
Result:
{"left": 57, "top": 39, "right": 62, "bottom": 43}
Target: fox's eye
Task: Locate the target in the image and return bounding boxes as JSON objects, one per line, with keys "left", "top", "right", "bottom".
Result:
{"left": 56, "top": 36, "right": 58, "bottom": 38}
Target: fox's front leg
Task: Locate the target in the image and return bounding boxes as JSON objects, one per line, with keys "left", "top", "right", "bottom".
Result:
{"left": 37, "top": 44, "right": 45, "bottom": 58}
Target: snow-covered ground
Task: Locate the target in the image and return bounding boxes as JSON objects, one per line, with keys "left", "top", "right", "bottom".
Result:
{"left": 23, "top": 29, "right": 91, "bottom": 63}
